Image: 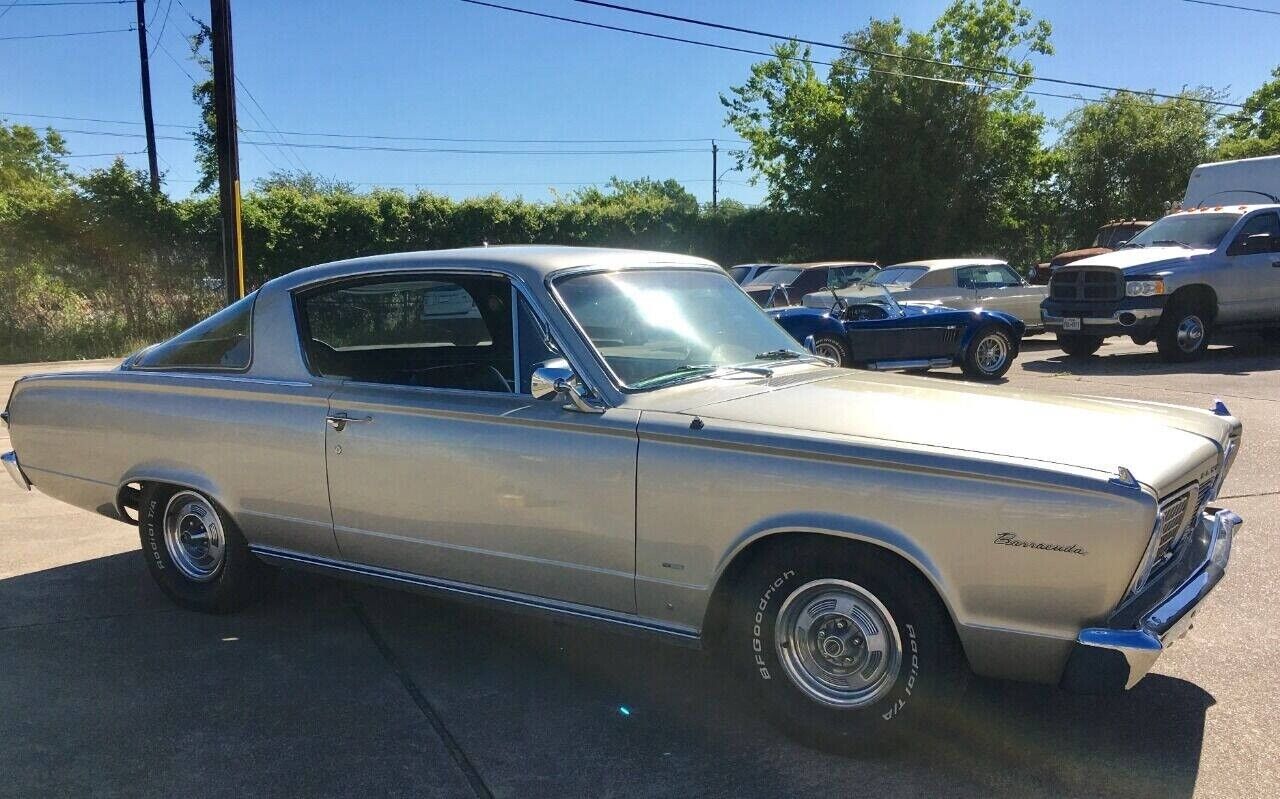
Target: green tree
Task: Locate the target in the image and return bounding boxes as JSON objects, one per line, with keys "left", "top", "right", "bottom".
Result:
{"left": 0, "top": 122, "right": 69, "bottom": 217}
{"left": 187, "top": 21, "right": 218, "bottom": 193}
{"left": 1054, "top": 90, "right": 1220, "bottom": 242}
{"left": 1217, "top": 65, "right": 1280, "bottom": 160}
{"left": 722, "top": 0, "right": 1054, "bottom": 265}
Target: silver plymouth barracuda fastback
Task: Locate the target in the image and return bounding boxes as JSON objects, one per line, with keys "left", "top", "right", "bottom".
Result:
{"left": 1, "top": 246, "right": 1243, "bottom": 747}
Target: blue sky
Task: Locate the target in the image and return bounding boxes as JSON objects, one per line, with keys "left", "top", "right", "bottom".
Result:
{"left": 3, "top": 0, "right": 1278, "bottom": 205}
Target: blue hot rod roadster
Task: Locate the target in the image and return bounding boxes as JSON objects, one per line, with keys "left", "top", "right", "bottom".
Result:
{"left": 769, "top": 285, "right": 1025, "bottom": 380}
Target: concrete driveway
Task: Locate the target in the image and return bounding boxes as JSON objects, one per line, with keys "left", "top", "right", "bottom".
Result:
{"left": 2, "top": 335, "right": 1277, "bottom": 798}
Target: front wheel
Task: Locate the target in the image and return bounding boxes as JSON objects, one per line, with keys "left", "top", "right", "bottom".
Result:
{"left": 728, "top": 539, "right": 965, "bottom": 751}
{"left": 1057, "top": 333, "right": 1103, "bottom": 358}
{"left": 1156, "top": 305, "right": 1212, "bottom": 362}
{"left": 961, "top": 325, "right": 1015, "bottom": 380}
{"left": 138, "top": 483, "right": 274, "bottom": 613}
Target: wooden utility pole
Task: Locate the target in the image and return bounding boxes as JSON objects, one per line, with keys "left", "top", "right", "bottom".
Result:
{"left": 134, "top": 0, "right": 160, "bottom": 193}
{"left": 210, "top": 0, "right": 245, "bottom": 304}
{"left": 711, "top": 140, "right": 718, "bottom": 210}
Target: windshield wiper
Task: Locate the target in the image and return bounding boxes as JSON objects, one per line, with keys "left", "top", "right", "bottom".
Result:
{"left": 1119, "top": 241, "right": 1144, "bottom": 249}
{"left": 1150, "top": 239, "right": 1193, "bottom": 249}
{"left": 629, "top": 364, "right": 719, "bottom": 389}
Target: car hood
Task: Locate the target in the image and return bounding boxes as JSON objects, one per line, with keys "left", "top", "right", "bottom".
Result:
{"left": 1068, "top": 246, "right": 1212, "bottom": 273}
{"left": 680, "top": 369, "right": 1229, "bottom": 495}
{"left": 1051, "top": 246, "right": 1109, "bottom": 266}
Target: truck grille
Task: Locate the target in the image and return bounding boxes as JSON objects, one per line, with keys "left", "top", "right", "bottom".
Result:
{"left": 1049, "top": 269, "right": 1123, "bottom": 301}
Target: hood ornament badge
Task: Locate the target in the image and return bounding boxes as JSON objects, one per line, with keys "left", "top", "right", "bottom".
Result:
{"left": 1110, "top": 466, "right": 1139, "bottom": 490}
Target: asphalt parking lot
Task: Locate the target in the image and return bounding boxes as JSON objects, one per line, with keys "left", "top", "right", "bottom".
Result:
{"left": 2, "top": 333, "right": 1278, "bottom": 799}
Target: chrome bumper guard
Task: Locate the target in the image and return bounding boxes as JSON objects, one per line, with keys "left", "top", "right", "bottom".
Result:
{"left": 2, "top": 450, "right": 32, "bottom": 491}
{"left": 1062, "top": 507, "right": 1240, "bottom": 692}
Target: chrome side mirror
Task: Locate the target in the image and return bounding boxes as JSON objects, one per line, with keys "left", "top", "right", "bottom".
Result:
{"left": 530, "top": 358, "right": 605, "bottom": 414}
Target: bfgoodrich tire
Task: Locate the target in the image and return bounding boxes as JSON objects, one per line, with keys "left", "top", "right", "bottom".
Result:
{"left": 138, "top": 483, "right": 273, "bottom": 613}
{"left": 961, "top": 324, "right": 1015, "bottom": 380}
{"left": 811, "top": 335, "right": 852, "bottom": 366}
{"left": 728, "top": 538, "right": 965, "bottom": 751}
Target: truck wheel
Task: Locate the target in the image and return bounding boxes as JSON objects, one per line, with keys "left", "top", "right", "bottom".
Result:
{"left": 1156, "top": 304, "right": 1212, "bottom": 362}
{"left": 1057, "top": 334, "right": 1103, "bottom": 358}
{"left": 138, "top": 483, "right": 274, "bottom": 613}
{"left": 728, "top": 539, "right": 965, "bottom": 752}
{"left": 961, "top": 325, "right": 1015, "bottom": 380}
{"left": 811, "top": 335, "right": 851, "bottom": 366}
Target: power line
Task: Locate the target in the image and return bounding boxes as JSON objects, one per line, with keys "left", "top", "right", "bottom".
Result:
{"left": 60, "top": 149, "right": 147, "bottom": 157}
{"left": 1179, "top": 0, "right": 1280, "bottom": 15}
{"left": 50, "top": 127, "right": 709, "bottom": 154}
{"left": 2, "top": 0, "right": 128, "bottom": 5}
{"left": 0, "top": 110, "right": 746, "bottom": 144}
{"left": 149, "top": 0, "right": 174, "bottom": 56}
{"left": 462, "top": 1, "right": 1241, "bottom": 121}
{"left": 0, "top": 26, "right": 134, "bottom": 40}
{"left": 567, "top": 0, "right": 1246, "bottom": 110}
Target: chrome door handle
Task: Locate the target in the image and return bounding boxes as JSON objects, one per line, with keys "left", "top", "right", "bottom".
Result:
{"left": 326, "top": 413, "right": 372, "bottom": 432}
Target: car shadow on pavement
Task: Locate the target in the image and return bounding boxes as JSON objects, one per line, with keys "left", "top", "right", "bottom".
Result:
{"left": 0, "top": 554, "right": 1213, "bottom": 798}
{"left": 1021, "top": 335, "right": 1280, "bottom": 378}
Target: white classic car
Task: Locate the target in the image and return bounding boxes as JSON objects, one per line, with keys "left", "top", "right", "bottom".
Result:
{"left": 804, "top": 258, "right": 1048, "bottom": 333}
{"left": 2, "top": 246, "right": 1242, "bottom": 748}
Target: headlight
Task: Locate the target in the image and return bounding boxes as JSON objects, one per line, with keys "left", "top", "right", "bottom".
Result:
{"left": 1125, "top": 279, "right": 1165, "bottom": 297}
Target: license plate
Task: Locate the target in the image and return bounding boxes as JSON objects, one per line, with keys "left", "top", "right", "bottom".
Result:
{"left": 1062, "top": 317, "right": 1082, "bottom": 331}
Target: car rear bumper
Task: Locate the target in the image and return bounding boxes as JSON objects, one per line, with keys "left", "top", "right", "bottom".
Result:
{"left": 1060, "top": 507, "right": 1240, "bottom": 692}
{"left": 3, "top": 450, "right": 32, "bottom": 491}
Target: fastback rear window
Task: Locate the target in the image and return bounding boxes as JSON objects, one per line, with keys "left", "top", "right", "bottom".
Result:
{"left": 131, "top": 292, "right": 256, "bottom": 371}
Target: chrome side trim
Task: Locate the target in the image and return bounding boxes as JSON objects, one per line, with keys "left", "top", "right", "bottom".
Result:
{"left": 250, "top": 546, "right": 702, "bottom": 647}
{"left": 2, "top": 450, "right": 32, "bottom": 491}
{"left": 865, "top": 358, "right": 955, "bottom": 371}
{"left": 1077, "top": 507, "right": 1240, "bottom": 689}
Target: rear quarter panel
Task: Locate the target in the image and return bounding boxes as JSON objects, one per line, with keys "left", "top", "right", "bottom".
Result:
{"left": 8, "top": 371, "right": 339, "bottom": 558}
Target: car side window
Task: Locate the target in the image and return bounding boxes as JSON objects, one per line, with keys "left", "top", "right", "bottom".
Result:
{"left": 516, "top": 293, "right": 557, "bottom": 394}
{"left": 299, "top": 274, "right": 515, "bottom": 393}
{"left": 132, "top": 291, "right": 255, "bottom": 370}
{"left": 1238, "top": 212, "right": 1280, "bottom": 239}
{"left": 957, "top": 265, "right": 1020, "bottom": 289}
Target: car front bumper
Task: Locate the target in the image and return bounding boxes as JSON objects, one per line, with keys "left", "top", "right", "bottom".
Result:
{"left": 1060, "top": 507, "right": 1240, "bottom": 692}
{"left": 3, "top": 450, "right": 32, "bottom": 491}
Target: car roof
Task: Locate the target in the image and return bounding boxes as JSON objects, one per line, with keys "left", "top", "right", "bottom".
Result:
{"left": 885, "top": 258, "right": 1008, "bottom": 271}
{"left": 796, "top": 260, "right": 878, "bottom": 268}
{"left": 263, "top": 245, "right": 718, "bottom": 293}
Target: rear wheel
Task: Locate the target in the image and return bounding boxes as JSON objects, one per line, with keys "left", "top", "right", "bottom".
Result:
{"left": 811, "top": 335, "right": 851, "bottom": 367}
{"left": 1156, "top": 304, "right": 1212, "bottom": 362}
{"left": 1057, "top": 333, "right": 1103, "bottom": 358}
{"left": 727, "top": 539, "right": 965, "bottom": 752}
{"left": 138, "top": 483, "right": 273, "bottom": 613}
{"left": 961, "top": 325, "right": 1015, "bottom": 380}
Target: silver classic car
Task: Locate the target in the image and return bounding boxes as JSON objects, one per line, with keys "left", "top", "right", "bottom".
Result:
{"left": 804, "top": 258, "right": 1048, "bottom": 332}
{"left": 2, "top": 246, "right": 1243, "bottom": 746}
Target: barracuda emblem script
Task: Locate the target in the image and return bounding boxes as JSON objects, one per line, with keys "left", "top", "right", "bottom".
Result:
{"left": 994, "top": 532, "right": 1087, "bottom": 556}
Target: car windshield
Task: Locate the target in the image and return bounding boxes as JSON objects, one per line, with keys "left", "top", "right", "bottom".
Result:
{"left": 727, "top": 265, "right": 755, "bottom": 284}
{"left": 751, "top": 266, "right": 802, "bottom": 286}
{"left": 1123, "top": 213, "right": 1240, "bottom": 250}
{"left": 553, "top": 268, "right": 810, "bottom": 390}
{"left": 867, "top": 266, "right": 927, "bottom": 286}
{"left": 837, "top": 284, "right": 904, "bottom": 318}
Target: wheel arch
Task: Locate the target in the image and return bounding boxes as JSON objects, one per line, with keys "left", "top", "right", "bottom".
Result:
{"left": 1165, "top": 283, "right": 1218, "bottom": 322}
{"left": 700, "top": 522, "right": 968, "bottom": 666}
{"left": 115, "top": 468, "right": 229, "bottom": 528}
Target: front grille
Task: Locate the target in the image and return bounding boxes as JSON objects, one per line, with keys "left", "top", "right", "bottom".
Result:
{"left": 1156, "top": 491, "right": 1192, "bottom": 560}
{"left": 1049, "top": 269, "right": 1123, "bottom": 301}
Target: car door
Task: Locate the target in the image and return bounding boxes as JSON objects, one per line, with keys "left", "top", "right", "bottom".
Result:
{"left": 299, "top": 272, "right": 639, "bottom": 613}
{"left": 1221, "top": 211, "right": 1280, "bottom": 323}
{"left": 901, "top": 268, "right": 970, "bottom": 309}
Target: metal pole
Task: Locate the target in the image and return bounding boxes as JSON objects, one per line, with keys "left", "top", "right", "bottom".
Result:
{"left": 711, "top": 140, "right": 718, "bottom": 210}
{"left": 210, "top": 0, "right": 245, "bottom": 304}
{"left": 135, "top": 0, "right": 160, "bottom": 193}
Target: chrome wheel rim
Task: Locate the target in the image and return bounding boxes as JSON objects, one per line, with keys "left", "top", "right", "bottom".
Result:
{"left": 162, "top": 491, "right": 225, "bottom": 582}
{"left": 774, "top": 579, "right": 902, "bottom": 708}
{"left": 814, "top": 340, "right": 843, "bottom": 363}
{"left": 975, "top": 334, "right": 1008, "bottom": 373}
{"left": 1176, "top": 315, "right": 1205, "bottom": 353}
